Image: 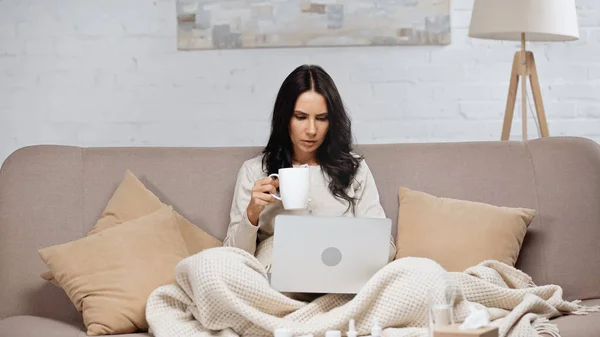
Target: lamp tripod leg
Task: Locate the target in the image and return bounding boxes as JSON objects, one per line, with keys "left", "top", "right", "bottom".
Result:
{"left": 502, "top": 53, "right": 520, "bottom": 141}
{"left": 528, "top": 52, "right": 549, "bottom": 137}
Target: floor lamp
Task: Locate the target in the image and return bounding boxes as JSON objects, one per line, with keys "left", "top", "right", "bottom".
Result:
{"left": 468, "top": 0, "right": 579, "bottom": 141}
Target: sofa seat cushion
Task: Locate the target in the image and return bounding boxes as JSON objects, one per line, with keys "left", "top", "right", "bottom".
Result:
{"left": 543, "top": 298, "right": 600, "bottom": 337}
{"left": 0, "top": 316, "right": 150, "bottom": 337}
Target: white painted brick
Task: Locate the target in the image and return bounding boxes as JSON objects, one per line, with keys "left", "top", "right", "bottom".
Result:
{"left": 38, "top": 70, "right": 96, "bottom": 88}
{"left": 402, "top": 65, "right": 467, "bottom": 83}
{"left": 544, "top": 101, "right": 579, "bottom": 118}
{"left": 549, "top": 84, "right": 600, "bottom": 100}
{"left": 94, "top": 120, "right": 270, "bottom": 147}
{"left": 0, "top": 89, "right": 47, "bottom": 121}
{"left": 24, "top": 122, "right": 77, "bottom": 144}
{"left": 41, "top": 89, "right": 139, "bottom": 123}
{"left": 458, "top": 102, "right": 506, "bottom": 120}
{"left": 93, "top": 72, "right": 118, "bottom": 88}
{"left": 16, "top": 20, "right": 75, "bottom": 38}
{"left": 577, "top": 0, "right": 600, "bottom": 10}
{"left": 0, "top": 38, "right": 20, "bottom": 56}
{"left": 350, "top": 64, "right": 414, "bottom": 84}
{"left": 113, "top": 70, "right": 174, "bottom": 89}
{"left": 60, "top": 122, "right": 135, "bottom": 145}
{"left": 109, "top": 37, "right": 177, "bottom": 56}
{"left": 53, "top": 37, "right": 129, "bottom": 59}
{"left": 432, "top": 84, "right": 508, "bottom": 101}
{"left": 580, "top": 104, "right": 600, "bottom": 117}
{"left": 403, "top": 101, "right": 461, "bottom": 120}
{"left": 122, "top": 19, "right": 173, "bottom": 37}
{"left": 0, "top": 55, "right": 18, "bottom": 74}
{"left": 371, "top": 82, "right": 432, "bottom": 102}
{"left": 464, "top": 64, "right": 512, "bottom": 82}
{"left": 0, "top": 24, "right": 16, "bottom": 38}
{"left": 459, "top": 101, "right": 579, "bottom": 125}
{"left": 578, "top": 10, "right": 600, "bottom": 27}
{"left": 429, "top": 120, "right": 500, "bottom": 140}
{"left": 3, "top": 55, "right": 80, "bottom": 74}
{"left": 72, "top": 17, "right": 124, "bottom": 37}
{"left": 551, "top": 119, "right": 600, "bottom": 137}
{"left": 369, "top": 48, "right": 432, "bottom": 64}
{"left": 352, "top": 102, "right": 402, "bottom": 121}
{"left": 134, "top": 53, "right": 212, "bottom": 77}
{"left": 53, "top": 38, "right": 84, "bottom": 57}
{"left": 23, "top": 38, "right": 54, "bottom": 56}
{"left": 536, "top": 63, "right": 589, "bottom": 84}
{"left": 111, "top": 0, "right": 175, "bottom": 37}
{"left": 133, "top": 87, "right": 245, "bottom": 122}
{"left": 431, "top": 47, "right": 514, "bottom": 65}
{"left": 108, "top": 0, "right": 175, "bottom": 31}
{"left": 0, "top": 71, "right": 39, "bottom": 89}
{"left": 546, "top": 44, "right": 600, "bottom": 62}
{"left": 592, "top": 29, "right": 600, "bottom": 43}
{"left": 366, "top": 120, "right": 432, "bottom": 142}
{"left": 589, "top": 66, "right": 600, "bottom": 80}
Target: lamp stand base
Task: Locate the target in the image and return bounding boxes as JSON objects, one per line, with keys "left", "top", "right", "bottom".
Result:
{"left": 501, "top": 50, "right": 549, "bottom": 141}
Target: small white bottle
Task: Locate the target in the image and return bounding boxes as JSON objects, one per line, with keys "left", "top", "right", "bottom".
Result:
{"left": 371, "top": 319, "right": 382, "bottom": 337}
{"left": 347, "top": 319, "right": 357, "bottom": 337}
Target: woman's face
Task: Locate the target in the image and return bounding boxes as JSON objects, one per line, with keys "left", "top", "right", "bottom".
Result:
{"left": 289, "top": 91, "right": 329, "bottom": 162}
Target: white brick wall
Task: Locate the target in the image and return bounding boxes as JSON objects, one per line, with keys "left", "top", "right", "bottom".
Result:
{"left": 1, "top": 0, "right": 599, "bottom": 165}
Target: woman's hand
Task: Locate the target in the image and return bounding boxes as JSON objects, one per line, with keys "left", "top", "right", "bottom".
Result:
{"left": 246, "top": 176, "right": 279, "bottom": 226}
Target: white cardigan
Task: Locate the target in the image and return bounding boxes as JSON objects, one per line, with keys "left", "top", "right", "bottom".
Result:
{"left": 223, "top": 154, "right": 397, "bottom": 261}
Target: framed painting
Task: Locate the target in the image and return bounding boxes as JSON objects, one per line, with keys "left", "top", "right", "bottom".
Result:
{"left": 176, "top": 0, "right": 451, "bottom": 50}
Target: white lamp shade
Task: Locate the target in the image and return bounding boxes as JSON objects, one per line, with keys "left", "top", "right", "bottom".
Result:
{"left": 469, "top": 0, "right": 579, "bottom": 42}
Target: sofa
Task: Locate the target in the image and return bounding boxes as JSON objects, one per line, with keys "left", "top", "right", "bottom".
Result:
{"left": 0, "top": 136, "right": 599, "bottom": 337}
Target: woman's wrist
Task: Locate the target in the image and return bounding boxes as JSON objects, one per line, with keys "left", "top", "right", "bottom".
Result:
{"left": 247, "top": 208, "right": 259, "bottom": 226}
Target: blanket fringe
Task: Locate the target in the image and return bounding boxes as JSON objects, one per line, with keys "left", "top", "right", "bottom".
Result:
{"left": 532, "top": 317, "right": 560, "bottom": 337}
{"left": 571, "top": 304, "right": 600, "bottom": 315}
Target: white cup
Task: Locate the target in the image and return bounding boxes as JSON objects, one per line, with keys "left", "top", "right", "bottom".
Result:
{"left": 268, "top": 167, "right": 309, "bottom": 210}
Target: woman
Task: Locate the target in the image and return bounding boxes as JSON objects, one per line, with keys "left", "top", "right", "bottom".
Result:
{"left": 223, "top": 64, "right": 396, "bottom": 261}
{"left": 147, "top": 65, "right": 408, "bottom": 337}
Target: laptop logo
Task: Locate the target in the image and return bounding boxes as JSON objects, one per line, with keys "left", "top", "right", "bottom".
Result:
{"left": 321, "top": 247, "right": 342, "bottom": 266}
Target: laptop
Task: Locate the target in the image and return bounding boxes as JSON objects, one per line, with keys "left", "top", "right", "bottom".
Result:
{"left": 269, "top": 214, "right": 392, "bottom": 294}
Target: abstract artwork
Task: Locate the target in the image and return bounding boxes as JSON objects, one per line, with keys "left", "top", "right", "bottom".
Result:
{"left": 176, "top": 0, "right": 451, "bottom": 50}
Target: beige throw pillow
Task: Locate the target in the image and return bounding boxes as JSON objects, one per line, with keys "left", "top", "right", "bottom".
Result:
{"left": 41, "top": 169, "right": 222, "bottom": 284}
{"left": 38, "top": 206, "right": 189, "bottom": 336}
{"left": 395, "top": 187, "right": 536, "bottom": 272}
{"left": 88, "top": 169, "right": 222, "bottom": 253}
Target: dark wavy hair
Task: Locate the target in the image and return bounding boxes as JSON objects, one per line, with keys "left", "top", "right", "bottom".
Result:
{"left": 262, "top": 64, "right": 362, "bottom": 214}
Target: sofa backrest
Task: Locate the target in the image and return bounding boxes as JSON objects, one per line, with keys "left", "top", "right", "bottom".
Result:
{"left": 1, "top": 137, "right": 599, "bottom": 324}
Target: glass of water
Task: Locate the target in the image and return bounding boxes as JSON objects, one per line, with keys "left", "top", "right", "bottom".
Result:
{"left": 427, "top": 273, "right": 458, "bottom": 336}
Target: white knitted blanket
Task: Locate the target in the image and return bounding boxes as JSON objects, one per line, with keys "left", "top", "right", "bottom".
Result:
{"left": 146, "top": 242, "right": 599, "bottom": 337}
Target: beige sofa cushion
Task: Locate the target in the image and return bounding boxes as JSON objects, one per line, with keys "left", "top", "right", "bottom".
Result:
{"left": 41, "top": 169, "right": 222, "bottom": 284}
{"left": 38, "top": 206, "right": 188, "bottom": 336}
{"left": 395, "top": 187, "right": 536, "bottom": 272}
{"left": 89, "top": 169, "right": 222, "bottom": 253}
